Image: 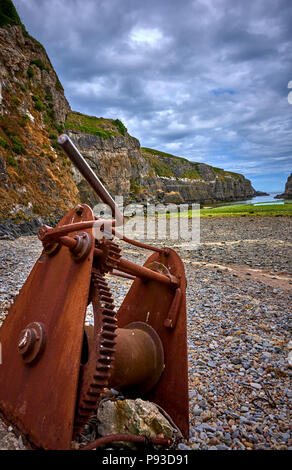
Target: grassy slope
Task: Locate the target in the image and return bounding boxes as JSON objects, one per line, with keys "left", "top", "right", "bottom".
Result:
{"left": 141, "top": 147, "right": 242, "bottom": 181}
{"left": 65, "top": 111, "right": 127, "bottom": 139}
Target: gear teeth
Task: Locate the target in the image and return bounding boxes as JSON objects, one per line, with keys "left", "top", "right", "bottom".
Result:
{"left": 102, "top": 320, "right": 115, "bottom": 327}
{"left": 96, "top": 364, "right": 112, "bottom": 372}
{"left": 78, "top": 407, "right": 94, "bottom": 417}
{"left": 99, "top": 289, "right": 110, "bottom": 295}
{"left": 73, "top": 269, "right": 118, "bottom": 437}
{"left": 94, "top": 240, "right": 121, "bottom": 273}
{"left": 102, "top": 324, "right": 116, "bottom": 332}
{"left": 101, "top": 339, "right": 116, "bottom": 348}
{"left": 103, "top": 306, "right": 115, "bottom": 313}
{"left": 93, "top": 373, "right": 108, "bottom": 381}
{"left": 98, "top": 356, "right": 112, "bottom": 364}
{"left": 100, "top": 348, "right": 115, "bottom": 355}
{"left": 102, "top": 333, "right": 117, "bottom": 340}
{"left": 100, "top": 296, "right": 114, "bottom": 303}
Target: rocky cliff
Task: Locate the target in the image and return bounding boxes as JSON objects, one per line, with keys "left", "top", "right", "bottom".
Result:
{"left": 0, "top": 0, "right": 256, "bottom": 238}
{"left": 275, "top": 173, "right": 292, "bottom": 199}
{"left": 67, "top": 117, "right": 255, "bottom": 206}
{"left": 0, "top": 2, "right": 79, "bottom": 236}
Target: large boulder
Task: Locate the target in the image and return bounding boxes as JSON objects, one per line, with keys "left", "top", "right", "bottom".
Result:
{"left": 97, "top": 398, "right": 177, "bottom": 442}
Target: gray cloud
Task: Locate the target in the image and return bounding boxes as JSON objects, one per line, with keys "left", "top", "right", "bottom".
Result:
{"left": 13, "top": 0, "right": 292, "bottom": 191}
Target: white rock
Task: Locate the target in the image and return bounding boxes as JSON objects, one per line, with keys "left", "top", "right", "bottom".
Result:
{"left": 250, "top": 382, "right": 262, "bottom": 390}
{"left": 288, "top": 351, "right": 292, "bottom": 368}
{"left": 18, "top": 435, "right": 24, "bottom": 450}
{"left": 225, "top": 336, "right": 233, "bottom": 342}
{"left": 287, "top": 340, "right": 292, "bottom": 350}
{"left": 25, "top": 111, "right": 34, "bottom": 122}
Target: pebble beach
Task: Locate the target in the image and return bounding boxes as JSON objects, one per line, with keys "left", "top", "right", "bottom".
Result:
{"left": 0, "top": 216, "right": 291, "bottom": 450}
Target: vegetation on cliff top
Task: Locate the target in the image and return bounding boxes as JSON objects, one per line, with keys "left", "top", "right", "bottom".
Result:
{"left": 141, "top": 147, "right": 200, "bottom": 179}
{"left": 142, "top": 147, "right": 244, "bottom": 181}
{"left": 142, "top": 147, "right": 190, "bottom": 163}
{"left": 0, "top": 0, "right": 24, "bottom": 29}
{"left": 0, "top": 0, "right": 42, "bottom": 46}
{"left": 65, "top": 111, "right": 128, "bottom": 138}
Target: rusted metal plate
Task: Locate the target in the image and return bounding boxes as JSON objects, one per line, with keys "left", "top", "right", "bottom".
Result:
{"left": 0, "top": 205, "right": 94, "bottom": 449}
{"left": 116, "top": 248, "right": 189, "bottom": 438}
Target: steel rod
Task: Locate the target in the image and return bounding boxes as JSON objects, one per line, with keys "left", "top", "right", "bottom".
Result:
{"left": 57, "top": 134, "right": 123, "bottom": 226}
{"left": 39, "top": 220, "right": 112, "bottom": 243}
{"left": 117, "top": 258, "right": 178, "bottom": 287}
{"left": 110, "top": 270, "right": 136, "bottom": 280}
{"left": 58, "top": 236, "right": 78, "bottom": 249}
{"left": 112, "top": 228, "right": 164, "bottom": 253}
{"left": 93, "top": 248, "right": 177, "bottom": 286}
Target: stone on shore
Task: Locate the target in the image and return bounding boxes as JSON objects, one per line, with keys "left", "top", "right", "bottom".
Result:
{"left": 97, "top": 399, "right": 176, "bottom": 439}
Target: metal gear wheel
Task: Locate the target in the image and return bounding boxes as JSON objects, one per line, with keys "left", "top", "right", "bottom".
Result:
{"left": 73, "top": 269, "right": 118, "bottom": 436}
{"left": 94, "top": 238, "right": 121, "bottom": 273}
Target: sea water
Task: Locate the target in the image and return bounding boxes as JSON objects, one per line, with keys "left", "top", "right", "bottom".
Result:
{"left": 216, "top": 192, "right": 287, "bottom": 207}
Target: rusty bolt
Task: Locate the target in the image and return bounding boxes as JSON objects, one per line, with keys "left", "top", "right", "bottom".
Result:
{"left": 17, "top": 328, "right": 36, "bottom": 356}
{"left": 75, "top": 205, "right": 83, "bottom": 216}
{"left": 70, "top": 232, "right": 92, "bottom": 262}
{"left": 17, "top": 322, "right": 46, "bottom": 364}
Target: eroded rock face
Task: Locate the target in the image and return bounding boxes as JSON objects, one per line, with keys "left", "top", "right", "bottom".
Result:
{"left": 97, "top": 399, "right": 176, "bottom": 439}
{"left": 0, "top": 154, "right": 6, "bottom": 182}
{"left": 68, "top": 131, "right": 145, "bottom": 205}
{"left": 68, "top": 131, "right": 255, "bottom": 205}
{"left": 275, "top": 173, "right": 292, "bottom": 199}
{"left": 0, "top": 24, "right": 79, "bottom": 226}
{"left": 0, "top": 25, "right": 70, "bottom": 124}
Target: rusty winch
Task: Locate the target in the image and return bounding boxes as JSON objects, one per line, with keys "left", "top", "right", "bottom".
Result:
{"left": 0, "top": 135, "right": 189, "bottom": 450}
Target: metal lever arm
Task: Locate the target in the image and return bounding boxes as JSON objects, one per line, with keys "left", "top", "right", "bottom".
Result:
{"left": 57, "top": 134, "right": 123, "bottom": 226}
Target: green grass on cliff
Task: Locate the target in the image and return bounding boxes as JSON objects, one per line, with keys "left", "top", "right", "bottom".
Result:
{"left": 213, "top": 166, "right": 242, "bottom": 180}
{"left": 141, "top": 147, "right": 189, "bottom": 163}
{"left": 169, "top": 202, "right": 292, "bottom": 218}
{"left": 141, "top": 147, "right": 239, "bottom": 180}
{"left": 181, "top": 168, "right": 201, "bottom": 179}
{"left": 65, "top": 111, "right": 127, "bottom": 138}
{"left": 142, "top": 147, "right": 201, "bottom": 179}
{"left": 0, "top": 0, "right": 23, "bottom": 28}
{"left": 0, "top": 0, "right": 44, "bottom": 46}
{"left": 143, "top": 155, "right": 175, "bottom": 177}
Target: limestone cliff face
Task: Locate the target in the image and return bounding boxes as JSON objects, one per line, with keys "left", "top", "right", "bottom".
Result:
{"left": 275, "top": 173, "right": 292, "bottom": 199}
{"left": 0, "top": 22, "right": 79, "bottom": 225}
{"left": 284, "top": 174, "right": 292, "bottom": 198}
{"left": 68, "top": 130, "right": 143, "bottom": 206}
{"left": 139, "top": 149, "right": 255, "bottom": 204}
{"left": 68, "top": 129, "right": 255, "bottom": 206}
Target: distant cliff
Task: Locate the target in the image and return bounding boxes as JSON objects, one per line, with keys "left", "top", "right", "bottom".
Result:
{"left": 275, "top": 173, "right": 292, "bottom": 199}
{"left": 67, "top": 113, "right": 255, "bottom": 206}
{"left": 0, "top": 1, "right": 256, "bottom": 239}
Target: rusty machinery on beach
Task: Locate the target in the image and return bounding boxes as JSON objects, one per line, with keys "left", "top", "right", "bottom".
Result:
{"left": 0, "top": 135, "right": 189, "bottom": 450}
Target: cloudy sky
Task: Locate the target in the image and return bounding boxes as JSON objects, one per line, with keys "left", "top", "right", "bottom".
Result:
{"left": 14, "top": 0, "right": 292, "bottom": 191}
